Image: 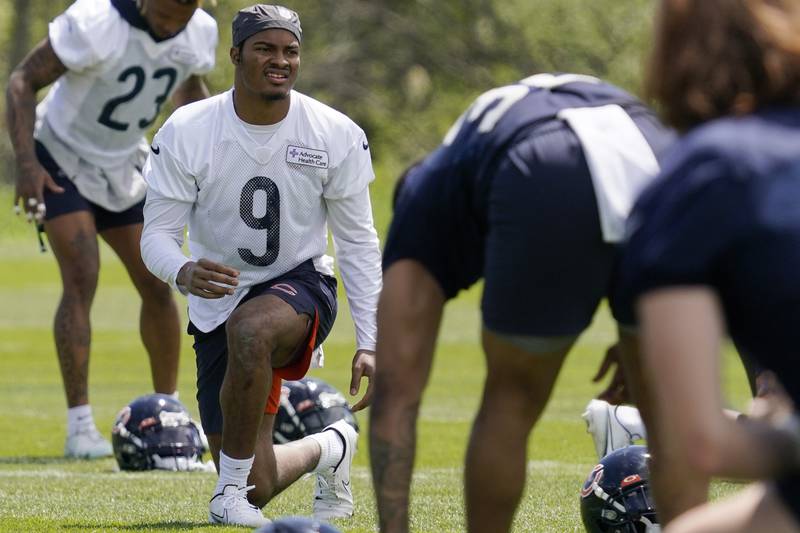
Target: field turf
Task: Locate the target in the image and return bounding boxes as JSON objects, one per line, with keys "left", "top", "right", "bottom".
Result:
{"left": 0, "top": 184, "right": 751, "bottom": 532}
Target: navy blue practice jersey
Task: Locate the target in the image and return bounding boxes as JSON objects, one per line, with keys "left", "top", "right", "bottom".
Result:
{"left": 384, "top": 73, "right": 671, "bottom": 301}
{"left": 418, "top": 74, "right": 653, "bottom": 206}
{"left": 622, "top": 108, "right": 800, "bottom": 405}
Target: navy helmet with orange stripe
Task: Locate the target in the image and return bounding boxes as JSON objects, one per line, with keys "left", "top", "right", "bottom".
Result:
{"left": 112, "top": 393, "right": 207, "bottom": 471}
{"left": 580, "top": 445, "right": 659, "bottom": 533}
{"left": 273, "top": 377, "right": 358, "bottom": 444}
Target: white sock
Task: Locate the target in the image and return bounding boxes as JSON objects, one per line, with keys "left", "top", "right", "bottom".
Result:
{"left": 614, "top": 405, "right": 647, "bottom": 440}
{"left": 167, "top": 391, "right": 179, "bottom": 401}
{"left": 67, "top": 404, "right": 96, "bottom": 436}
{"left": 214, "top": 451, "right": 254, "bottom": 493}
{"left": 308, "top": 428, "right": 345, "bottom": 473}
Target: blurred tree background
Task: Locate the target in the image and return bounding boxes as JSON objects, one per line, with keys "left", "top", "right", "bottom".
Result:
{"left": 0, "top": 0, "right": 656, "bottom": 190}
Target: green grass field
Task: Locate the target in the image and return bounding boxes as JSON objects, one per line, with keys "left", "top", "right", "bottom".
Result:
{"left": 0, "top": 183, "right": 752, "bottom": 532}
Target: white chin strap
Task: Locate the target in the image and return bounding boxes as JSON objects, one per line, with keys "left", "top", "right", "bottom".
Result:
{"left": 593, "top": 482, "right": 627, "bottom": 514}
{"left": 641, "top": 517, "right": 660, "bottom": 532}
{"left": 593, "top": 480, "right": 660, "bottom": 532}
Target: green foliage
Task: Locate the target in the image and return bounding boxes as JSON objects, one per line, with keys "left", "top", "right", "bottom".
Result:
{"left": 0, "top": 0, "right": 656, "bottom": 190}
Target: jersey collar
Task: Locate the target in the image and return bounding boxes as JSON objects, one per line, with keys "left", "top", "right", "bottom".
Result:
{"left": 226, "top": 89, "right": 296, "bottom": 165}
{"left": 111, "top": 0, "right": 187, "bottom": 43}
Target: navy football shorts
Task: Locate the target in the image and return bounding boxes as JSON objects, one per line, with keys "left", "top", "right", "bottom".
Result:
{"left": 384, "top": 119, "right": 649, "bottom": 337}
{"left": 189, "top": 259, "right": 338, "bottom": 434}
{"left": 36, "top": 141, "right": 144, "bottom": 232}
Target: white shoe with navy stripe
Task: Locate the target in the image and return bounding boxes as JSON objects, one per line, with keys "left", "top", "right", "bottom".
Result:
{"left": 313, "top": 420, "right": 357, "bottom": 520}
{"left": 208, "top": 484, "right": 270, "bottom": 527}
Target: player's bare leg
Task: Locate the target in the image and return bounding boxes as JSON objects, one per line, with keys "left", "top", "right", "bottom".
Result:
{"left": 101, "top": 223, "right": 180, "bottom": 394}
{"left": 219, "top": 295, "right": 310, "bottom": 484}
{"left": 465, "top": 330, "right": 571, "bottom": 533}
{"left": 45, "top": 211, "right": 99, "bottom": 409}
{"left": 207, "top": 294, "right": 357, "bottom": 524}
{"left": 206, "top": 412, "right": 323, "bottom": 507}
{"left": 370, "top": 260, "right": 445, "bottom": 533}
{"left": 45, "top": 211, "right": 112, "bottom": 458}
{"left": 616, "top": 329, "right": 710, "bottom": 524}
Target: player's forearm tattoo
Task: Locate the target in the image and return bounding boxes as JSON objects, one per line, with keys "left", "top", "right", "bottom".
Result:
{"left": 6, "top": 39, "right": 67, "bottom": 162}
{"left": 370, "top": 403, "right": 418, "bottom": 533}
{"left": 6, "top": 76, "right": 39, "bottom": 163}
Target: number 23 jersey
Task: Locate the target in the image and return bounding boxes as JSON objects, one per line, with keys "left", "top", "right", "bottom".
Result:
{"left": 35, "top": 0, "right": 217, "bottom": 171}
{"left": 143, "top": 89, "right": 378, "bottom": 333}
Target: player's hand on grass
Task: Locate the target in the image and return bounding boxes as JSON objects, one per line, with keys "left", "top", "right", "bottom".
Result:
{"left": 13, "top": 157, "right": 64, "bottom": 223}
{"left": 349, "top": 349, "right": 375, "bottom": 412}
{"left": 593, "top": 343, "right": 630, "bottom": 405}
{"left": 176, "top": 258, "right": 239, "bottom": 298}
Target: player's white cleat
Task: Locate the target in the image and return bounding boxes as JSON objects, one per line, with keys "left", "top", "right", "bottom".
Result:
{"left": 208, "top": 484, "right": 270, "bottom": 527}
{"left": 312, "top": 420, "right": 357, "bottom": 520}
{"left": 64, "top": 428, "right": 113, "bottom": 459}
{"left": 582, "top": 399, "right": 646, "bottom": 459}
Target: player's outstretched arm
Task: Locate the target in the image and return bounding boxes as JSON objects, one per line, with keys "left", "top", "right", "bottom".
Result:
{"left": 171, "top": 75, "right": 211, "bottom": 107}
{"left": 326, "top": 185, "right": 382, "bottom": 413}
{"left": 6, "top": 38, "right": 67, "bottom": 219}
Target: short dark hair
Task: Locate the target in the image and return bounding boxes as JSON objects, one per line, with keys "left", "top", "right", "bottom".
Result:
{"left": 646, "top": 0, "right": 800, "bottom": 131}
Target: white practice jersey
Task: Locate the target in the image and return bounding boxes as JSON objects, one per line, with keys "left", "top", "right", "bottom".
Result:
{"left": 141, "top": 89, "right": 382, "bottom": 349}
{"left": 34, "top": 0, "right": 217, "bottom": 210}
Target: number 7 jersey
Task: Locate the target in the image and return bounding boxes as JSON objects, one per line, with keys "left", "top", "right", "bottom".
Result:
{"left": 35, "top": 0, "right": 217, "bottom": 175}
{"left": 142, "top": 89, "right": 380, "bottom": 336}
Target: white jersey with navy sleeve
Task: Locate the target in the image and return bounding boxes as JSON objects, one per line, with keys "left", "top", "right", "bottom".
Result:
{"left": 34, "top": 0, "right": 218, "bottom": 211}
{"left": 141, "top": 89, "right": 382, "bottom": 349}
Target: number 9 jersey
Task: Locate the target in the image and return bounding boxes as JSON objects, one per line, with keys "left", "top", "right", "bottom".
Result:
{"left": 34, "top": 0, "right": 218, "bottom": 209}
{"left": 141, "top": 89, "right": 380, "bottom": 343}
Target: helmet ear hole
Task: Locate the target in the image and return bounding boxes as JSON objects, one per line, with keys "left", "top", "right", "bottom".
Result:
{"left": 112, "top": 393, "right": 206, "bottom": 471}
{"left": 273, "top": 378, "right": 359, "bottom": 444}
{"left": 579, "top": 445, "right": 659, "bottom": 533}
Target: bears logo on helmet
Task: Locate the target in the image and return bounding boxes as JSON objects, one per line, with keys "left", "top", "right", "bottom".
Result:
{"left": 273, "top": 377, "right": 358, "bottom": 444}
{"left": 580, "top": 445, "right": 659, "bottom": 533}
{"left": 112, "top": 393, "right": 208, "bottom": 471}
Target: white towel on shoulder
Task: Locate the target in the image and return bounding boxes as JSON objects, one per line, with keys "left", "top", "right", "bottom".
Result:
{"left": 558, "top": 104, "right": 660, "bottom": 243}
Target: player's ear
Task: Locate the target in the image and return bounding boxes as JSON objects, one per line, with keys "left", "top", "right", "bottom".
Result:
{"left": 229, "top": 46, "right": 241, "bottom": 65}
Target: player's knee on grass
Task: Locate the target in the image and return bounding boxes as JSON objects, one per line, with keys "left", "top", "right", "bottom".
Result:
{"left": 246, "top": 469, "right": 276, "bottom": 508}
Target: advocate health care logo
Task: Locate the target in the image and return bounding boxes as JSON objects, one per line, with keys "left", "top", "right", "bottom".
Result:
{"left": 287, "top": 145, "right": 329, "bottom": 168}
